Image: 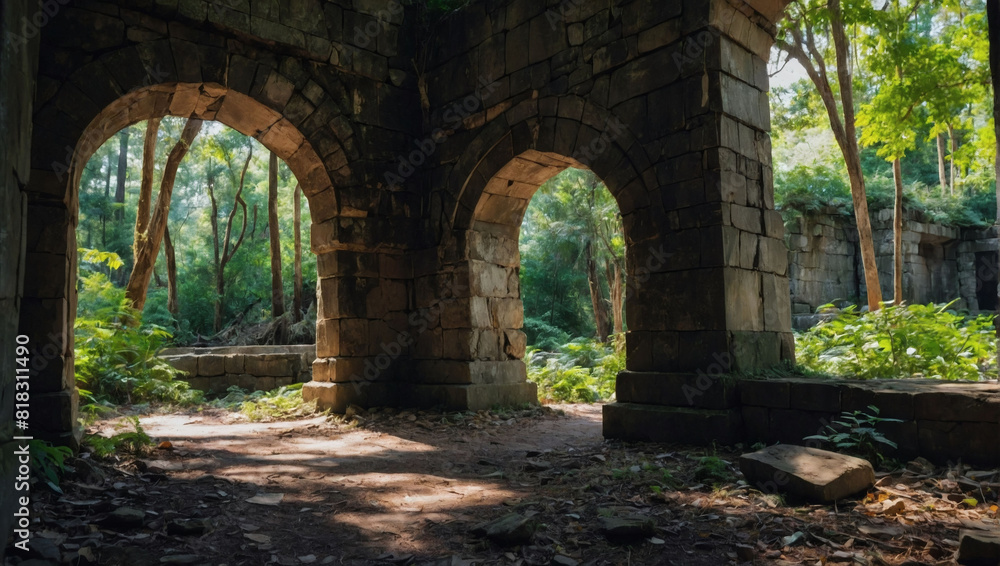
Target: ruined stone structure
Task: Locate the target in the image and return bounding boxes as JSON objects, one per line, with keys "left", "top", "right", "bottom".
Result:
{"left": 161, "top": 345, "right": 316, "bottom": 393}
{"left": 3, "top": 0, "right": 796, "bottom": 451}
{"left": 786, "top": 208, "right": 999, "bottom": 328}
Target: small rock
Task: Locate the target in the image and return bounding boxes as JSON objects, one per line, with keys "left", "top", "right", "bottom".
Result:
{"left": 103, "top": 507, "right": 146, "bottom": 528}
{"left": 958, "top": 529, "right": 1000, "bottom": 565}
{"left": 551, "top": 556, "right": 579, "bottom": 566}
{"left": 472, "top": 513, "right": 536, "bottom": 545}
{"left": 599, "top": 515, "right": 655, "bottom": 541}
{"left": 735, "top": 544, "right": 755, "bottom": 562}
{"left": 159, "top": 556, "right": 202, "bottom": 565}
{"left": 167, "top": 517, "right": 213, "bottom": 536}
{"left": 739, "top": 445, "right": 874, "bottom": 503}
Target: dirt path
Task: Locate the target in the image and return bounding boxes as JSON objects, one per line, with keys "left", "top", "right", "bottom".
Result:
{"left": 6, "top": 404, "right": 982, "bottom": 566}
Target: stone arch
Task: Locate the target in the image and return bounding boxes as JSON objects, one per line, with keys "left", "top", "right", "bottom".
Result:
{"left": 22, "top": 80, "right": 340, "bottom": 444}
{"left": 447, "top": 99, "right": 654, "bottom": 239}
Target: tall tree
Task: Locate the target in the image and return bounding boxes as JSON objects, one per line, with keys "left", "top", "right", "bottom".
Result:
{"left": 207, "top": 146, "right": 254, "bottom": 332}
{"left": 164, "top": 224, "right": 179, "bottom": 321}
{"left": 268, "top": 151, "right": 285, "bottom": 320}
{"left": 777, "top": 0, "right": 884, "bottom": 311}
{"left": 292, "top": 183, "right": 303, "bottom": 323}
{"left": 114, "top": 129, "right": 129, "bottom": 221}
{"left": 124, "top": 118, "right": 203, "bottom": 312}
{"left": 134, "top": 118, "right": 161, "bottom": 241}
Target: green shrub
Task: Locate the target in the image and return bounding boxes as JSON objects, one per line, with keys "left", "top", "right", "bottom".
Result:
{"left": 526, "top": 337, "right": 623, "bottom": 403}
{"left": 796, "top": 301, "right": 996, "bottom": 380}
{"left": 75, "top": 249, "right": 203, "bottom": 407}
{"left": 804, "top": 405, "right": 902, "bottom": 465}
{"left": 84, "top": 416, "right": 154, "bottom": 459}
{"left": 211, "top": 383, "right": 318, "bottom": 422}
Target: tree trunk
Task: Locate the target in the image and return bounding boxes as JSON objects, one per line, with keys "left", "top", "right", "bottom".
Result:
{"left": 585, "top": 241, "right": 609, "bottom": 342}
{"left": 209, "top": 147, "right": 253, "bottom": 332}
{"left": 102, "top": 152, "right": 111, "bottom": 248}
{"left": 936, "top": 132, "right": 948, "bottom": 195}
{"left": 165, "top": 223, "right": 179, "bottom": 321}
{"left": 124, "top": 118, "right": 203, "bottom": 313}
{"left": 268, "top": 151, "right": 285, "bottom": 320}
{"left": 605, "top": 257, "right": 623, "bottom": 337}
{"left": 134, "top": 118, "right": 161, "bottom": 241}
{"left": 986, "top": 0, "right": 1000, "bottom": 365}
{"left": 830, "top": 0, "right": 883, "bottom": 311}
{"left": 114, "top": 129, "right": 129, "bottom": 221}
{"left": 292, "top": 183, "right": 303, "bottom": 323}
{"left": 948, "top": 122, "right": 959, "bottom": 193}
{"left": 892, "top": 158, "right": 904, "bottom": 306}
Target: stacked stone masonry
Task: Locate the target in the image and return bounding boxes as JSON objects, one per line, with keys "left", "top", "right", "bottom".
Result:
{"left": 14, "top": 0, "right": 798, "bottom": 452}
{"left": 786, "top": 207, "right": 996, "bottom": 328}
{"left": 160, "top": 345, "right": 316, "bottom": 394}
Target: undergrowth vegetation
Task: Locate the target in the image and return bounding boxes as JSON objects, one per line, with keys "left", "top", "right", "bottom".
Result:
{"left": 795, "top": 301, "right": 996, "bottom": 380}
{"left": 526, "top": 337, "right": 624, "bottom": 403}
{"left": 211, "top": 383, "right": 319, "bottom": 421}
{"left": 76, "top": 249, "right": 202, "bottom": 412}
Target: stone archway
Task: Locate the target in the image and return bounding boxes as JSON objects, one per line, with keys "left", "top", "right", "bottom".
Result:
{"left": 23, "top": 82, "right": 337, "bottom": 444}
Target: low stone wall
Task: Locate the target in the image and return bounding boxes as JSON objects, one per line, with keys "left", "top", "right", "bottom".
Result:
{"left": 605, "top": 373, "right": 1000, "bottom": 465}
{"left": 159, "top": 345, "right": 316, "bottom": 394}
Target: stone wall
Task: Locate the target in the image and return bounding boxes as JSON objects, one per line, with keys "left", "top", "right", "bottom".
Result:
{"left": 606, "top": 373, "right": 1000, "bottom": 465}
{"left": 159, "top": 345, "right": 315, "bottom": 394}
{"left": 1, "top": 0, "right": 40, "bottom": 558}
{"left": 785, "top": 208, "right": 993, "bottom": 328}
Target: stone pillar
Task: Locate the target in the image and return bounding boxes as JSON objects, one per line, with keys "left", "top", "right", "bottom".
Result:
{"left": 1, "top": 1, "right": 40, "bottom": 556}
{"left": 603, "top": 0, "right": 794, "bottom": 444}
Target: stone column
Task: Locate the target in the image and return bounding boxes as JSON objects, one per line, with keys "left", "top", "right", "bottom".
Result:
{"left": 603, "top": 0, "right": 794, "bottom": 444}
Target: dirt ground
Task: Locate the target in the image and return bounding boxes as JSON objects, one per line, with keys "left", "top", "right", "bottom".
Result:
{"left": 4, "top": 403, "right": 996, "bottom": 565}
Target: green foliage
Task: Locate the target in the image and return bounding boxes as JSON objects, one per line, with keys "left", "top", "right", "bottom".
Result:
{"left": 796, "top": 301, "right": 996, "bottom": 380}
{"left": 804, "top": 405, "right": 903, "bottom": 464}
{"left": 29, "top": 440, "right": 73, "bottom": 493}
{"left": 212, "top": 383, "right": 318, "bottom": 422}
{"left": 526, "top": 338, "right": 623, "bottom": 403}
{"left": 75, "top": 252, "right": 203, "bottom": 406}
{"left": 693, "top": 456, "right": 735, "bottom": 485}
{"left": 84, "top": 417, "right": 154, "bottom": 459}
{"left": 77, "top": 119, "right": 318, "bottom": 342}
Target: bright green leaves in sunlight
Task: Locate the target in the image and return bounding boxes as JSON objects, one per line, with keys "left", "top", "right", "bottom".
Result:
{"left": 79, "top": 247, "right": 124, "bottom": 271}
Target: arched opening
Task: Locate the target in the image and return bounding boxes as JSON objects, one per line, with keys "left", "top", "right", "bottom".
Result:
{"left": 75, "top": 117, "right": 320, "bottom": 405}
{"left": 518, "top": 168, "right": 626, "bottom": 404}
{"left": 29, "top": 82, "right": 337, "bottom": 439}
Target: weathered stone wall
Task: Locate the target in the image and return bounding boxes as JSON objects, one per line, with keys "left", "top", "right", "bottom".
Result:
{"left": 1, "top": 0, "right": 40, "bottom": 557}
{"left": 17, "top": 0, "right": 799, "bottom": 447}
{"left": 160, "top": 345, "right": 315, "bottom": 394}
{"left": 606, "top": 373, "right": 1000, "bottom": 465}
{"left": 786, "top": 208, "right": 990, "bottom": 328}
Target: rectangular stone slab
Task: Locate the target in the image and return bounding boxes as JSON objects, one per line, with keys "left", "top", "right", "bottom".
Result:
{"left": 739, "top": 445, "right": 875, "bottom": 503}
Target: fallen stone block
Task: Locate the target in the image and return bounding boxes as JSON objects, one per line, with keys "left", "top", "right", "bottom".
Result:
{"left": 739, "top": 444, "right": 874, "bottom": 503}
{"left": 958, "top": 530, "right": 1000, "bottom": 565}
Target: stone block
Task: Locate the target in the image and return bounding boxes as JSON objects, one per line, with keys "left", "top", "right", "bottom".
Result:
{"left": 224, "top": 354, "right": 245, "bottom": 374}
{"left": 740, "top": 379, "right": 790, "bottom": 408}
{"left": 162, "top": 355, "right": 199, "bottom": 377}
{"left": 739, "top": 445, "right": 875, "bottom": 503}
{"left": 615, "top": 372, "right": 738, "bottom": 410}
{"left": 243, "top": 354, "right": 297, "bottom": 377}
{"left": 198, "top": 355, "right": 226, "bottom": 377}
{"left": 789, "top": 381, "right": 842, "bottom": 413}
{"left": 914, "top": 391, "right": 1000, "bottom": 423}
{"left": 918, "top": 420, "right": 1000, "bottom": 465}
{"left": 603, "top": 403, "right": 744, "bottom": 446}
{"left": 741, "top": 405, "right": 769, "bottom": 442}
{"left": 958, "top": 530, "right": 1000, "bottom": 566}
{"left": 768, "top": 409, "right": 837, "bottom": 445}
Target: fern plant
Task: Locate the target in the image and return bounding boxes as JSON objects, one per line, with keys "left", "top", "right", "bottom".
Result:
{"left": 804, "top": 405, "right": 903, "bottom": 464}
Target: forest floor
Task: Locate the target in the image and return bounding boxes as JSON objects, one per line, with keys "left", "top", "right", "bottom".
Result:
{"left": 4, "top": 403, "right": 997, "bottom": 566}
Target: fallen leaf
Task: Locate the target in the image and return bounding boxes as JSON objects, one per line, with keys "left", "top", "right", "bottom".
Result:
{"left": 247, "top": 493, "right": 284, "bottom": 506}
